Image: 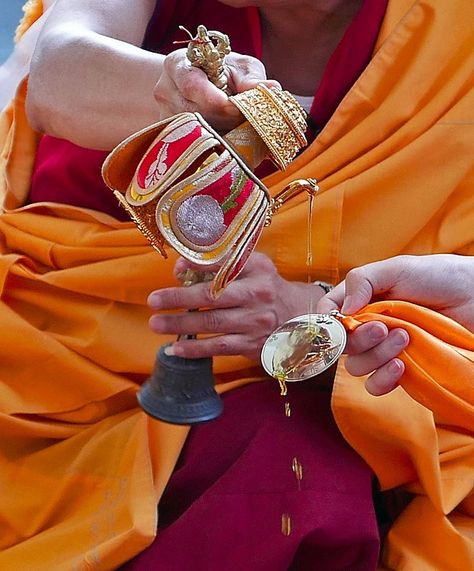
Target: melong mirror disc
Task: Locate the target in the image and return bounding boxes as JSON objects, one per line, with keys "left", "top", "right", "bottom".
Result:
{"left": 261, "top": 313, "right": 347, "bottom": 382}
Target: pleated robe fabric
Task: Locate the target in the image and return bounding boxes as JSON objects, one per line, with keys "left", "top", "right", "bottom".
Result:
{"left": 0, "top": 0, "right": 473, "bottom": 569}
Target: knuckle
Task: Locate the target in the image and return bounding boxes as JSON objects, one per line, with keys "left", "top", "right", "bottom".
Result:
{"left": 164, "top": 48, "right": 186, "bottom": 69}
{"left": 345, "top": 267, "right": 363, "bottom": 283}
{"left": 246, "top": 251, "right": 271, "bottom": 273}
{"left": 201, "top": 285, "right": 217, "bottom": 307}
{"left": 182, "top": 99, "right": 197, "bottom": 113}
{"left": 254, "top": 310, "right": 277, "bottom": 333}
{"left": 214, "top": 336, "right": 231, "bottom": 354}
{"left": 154, "top": 91, "right": 165, "bottom": 105}
{"left": 231, "top": 53, "right": 265, "bottom": 76}
{"left": 164, "top": 288, "right": 182, "bottom": 308}
{"left": 201, "top": 310, "right": 222, "bottom": 332}
{"left": 348, "top": 325, "right": 376, "bottom": 354}
{"left": 254, "top": 285, "right": 276, "bottom": 305}
{"left": 178, "top": 75, "right": 198, "bottom": 101}
{"left": 175, "top": 341, "right": 197, "bottom": 359}
{"left": 255, "top": 251, "right": 273, "bottom": 269}
{"left": 163, "top": 56, "right": 177, "bottom": 76}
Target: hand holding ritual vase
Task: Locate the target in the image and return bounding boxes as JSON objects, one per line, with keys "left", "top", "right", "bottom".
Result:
{"left": 102, "top": 26, "right": 308, "bottom": 424}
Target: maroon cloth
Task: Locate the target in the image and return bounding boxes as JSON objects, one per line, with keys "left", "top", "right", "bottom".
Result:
{"left": 310, "top": 0, "right": 388, "bottom": 129}
{"left": 28, "top": 0, "right": 388, "bottom": 218}
{"left": 122, "top": 380, "right": 379, "bottom": 571}
{"left": 30, "top": 135, "right": 126, "bottom": 219}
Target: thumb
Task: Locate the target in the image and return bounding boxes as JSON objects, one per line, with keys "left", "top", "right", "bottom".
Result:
{"left": 341, "top": 269, "right": 374, "bottom": 314}
{"left": 341, "top": 258, "right": 406, "bottom": 314}
{"left": 316, "top": 281, "right": 345, "bottom": 313}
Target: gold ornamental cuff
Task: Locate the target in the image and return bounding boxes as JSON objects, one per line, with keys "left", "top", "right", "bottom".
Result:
{"left": 229, "top": 84, "right": 307, "bottom": 171}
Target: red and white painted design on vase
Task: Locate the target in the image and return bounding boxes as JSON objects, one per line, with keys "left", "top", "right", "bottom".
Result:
{"left": 137, "top": 120, "right": 202, "bottom": 190}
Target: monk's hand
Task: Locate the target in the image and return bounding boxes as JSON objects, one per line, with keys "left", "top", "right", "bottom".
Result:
{"left": 317, "top": 254, "right": 474, "bottom": 396}
{"left": 147, "top": 252, "right": 322, "bottom": 363}
{"left": 153, "top": 48, "right": 280, "bottom": 132}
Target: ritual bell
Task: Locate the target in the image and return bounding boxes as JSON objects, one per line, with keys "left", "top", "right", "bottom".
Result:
{"left": 137, "top": 344, "right": 224, "bottom": 425}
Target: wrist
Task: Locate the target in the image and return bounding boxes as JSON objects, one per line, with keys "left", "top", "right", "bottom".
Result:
{"left": 283, "top": 280, "right": 329, "bottom": 321}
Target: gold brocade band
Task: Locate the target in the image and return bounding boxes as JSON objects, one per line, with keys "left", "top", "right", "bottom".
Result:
{"left": 229, "top": 84, "right": 307, "bottom": 170}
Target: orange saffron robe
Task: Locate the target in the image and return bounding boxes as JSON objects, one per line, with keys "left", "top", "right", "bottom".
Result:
{"left": 0, "top": 1, "right": 473, "bottom": 569}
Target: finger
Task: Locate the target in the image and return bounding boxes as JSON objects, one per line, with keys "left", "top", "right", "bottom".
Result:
{"left": 260, "top": 79, "right": 282, "bottom": 90}
{"left": 164, "top": 50, "right": 226, "bottom": 102}
{"left": 345, "top": 328, "right": 409, "bottom": 377}
{"left": 149, "top": 309, "right": 250, "bottom": 335}
{"left": 147, "top": 280, "right": 240, "bottom": 311}
{"left": 154, "top": 72, "right": 190, "bottom": 116}
{"left": 344, "top": 321, "right": 389, "bottom": 355}
{"left": 163, "top": 333, "right": 263, "bottom": 360}
{"left": 148, "top": 283, "right": 219, "bottom": 311}
{"left": 177, "top": 68, "right": 229, "bottom": 110}
{"left": 226, "top": 54, "right": 268, "bottom": 93}
{"left": 172, "top": 62, "right": 238, "bottom": 119}
{"left": 156, "top": 79, "right": 239, "bottom": 130}
{"left": 173, "top": 257, "right": 220, "bottom": 278}
{"left": 365, "top": 358, "right": 405, "bottom": 396}
{"left": 148, "top": 277, "right": 261, "bottom": 312}
{"left": 173, "top": 251, "right": 273, "bottom": 280}
{"left": 154, "top": 71, "right": 212, "bottom": 125}
{"left": 163, "top": 50, "right": 240, "bottom": 120}
{"left": 149, "top": 306, "right": 270, "bottom": 336}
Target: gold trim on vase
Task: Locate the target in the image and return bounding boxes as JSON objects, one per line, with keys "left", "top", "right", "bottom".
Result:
{"left": 229, "top": 84, "right": 307, "bottom": 170}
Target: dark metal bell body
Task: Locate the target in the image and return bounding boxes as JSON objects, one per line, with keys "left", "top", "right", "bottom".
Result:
{"left": 137, "top": 344, "right": 223, "bottom": 425}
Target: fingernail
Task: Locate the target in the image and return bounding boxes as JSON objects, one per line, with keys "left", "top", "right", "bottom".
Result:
{"left": 149, "top": 315, "right": 162, "bottom": 331}
{"left": 368, "top": 323, "right": 387, "bottom": 342}
{"left": 388, "top": 359, "right": 403, "bottom": 375}
{"left": 148, "top": 293, "right": 161, "bottom": 308}
{"left": 393, "top": 330, "right": 409, "bottom": 347}
{"left": 266, "top": 80, "right": 282, "bottom": 90}
{"left": 164, "top": 345, "right": 175, "bottom": 356}
{"left": 341, "top": 295, "right": 355, "bottom": 314}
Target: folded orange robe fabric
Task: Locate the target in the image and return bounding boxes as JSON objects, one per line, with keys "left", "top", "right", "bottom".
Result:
{"left": 343, "top": 302, "right": 474, "bottom": 429}
{"left": 0, "top": 1, "right": 473, "bottom": 569}
{"left": 336, "top": 303, "right": 474, "bottom": 571}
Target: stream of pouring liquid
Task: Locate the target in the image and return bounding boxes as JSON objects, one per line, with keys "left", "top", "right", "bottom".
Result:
{"left": 277, "top": 192, "right": 314, "bottom": 536}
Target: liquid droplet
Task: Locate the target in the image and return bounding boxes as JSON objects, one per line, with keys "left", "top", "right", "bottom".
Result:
{"left": 275, "top": 373, "right": 288, "bottom": 396}
{"left": 292, "top": 457, "right": 303, "bottom": 490}
{"left": 281, "top": 513, "right": 292, "bottom": 536}
{"left": 284, "top": 402, "right": 291, "bottom": 417}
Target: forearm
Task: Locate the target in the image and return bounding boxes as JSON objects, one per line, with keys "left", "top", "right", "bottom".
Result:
{"left": 26, "top": 26, "right": 164, "bottom": 149}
